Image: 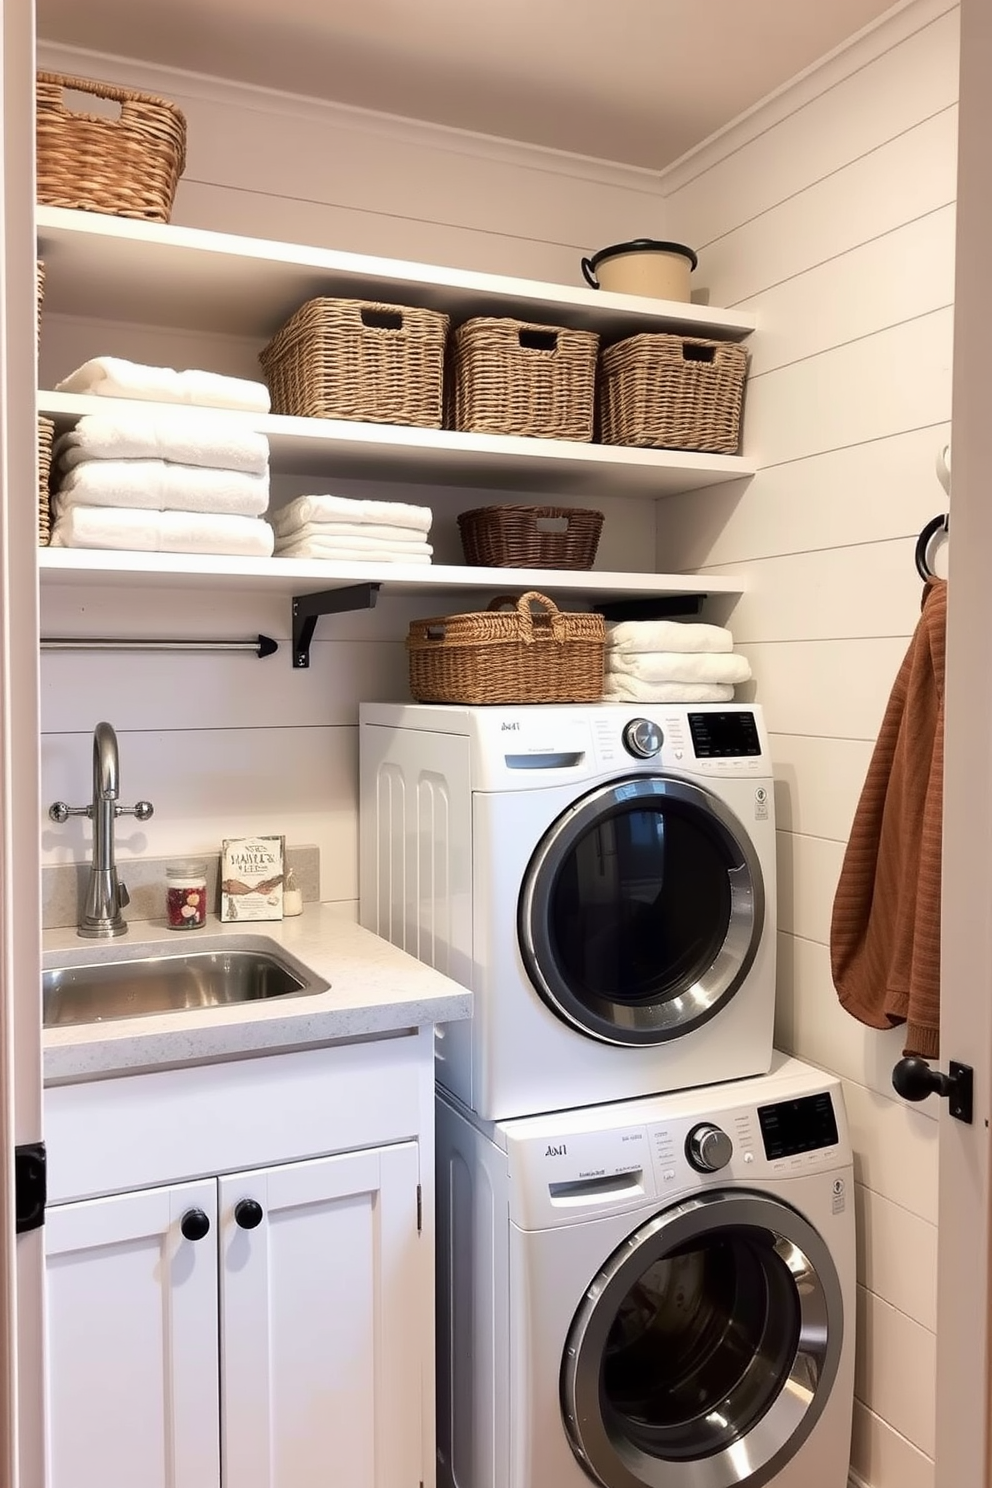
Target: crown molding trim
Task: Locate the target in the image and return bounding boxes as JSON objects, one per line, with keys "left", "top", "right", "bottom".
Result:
{"left": 35, "top": 39, "right": 664, "bottom": 198}
{"left": 656, "top": 0, "right": 958, "bottom": 196}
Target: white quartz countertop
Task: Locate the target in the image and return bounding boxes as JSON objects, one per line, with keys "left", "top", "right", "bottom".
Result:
{"left": 42, "top": 904, "right": 471, "bottom": 1085}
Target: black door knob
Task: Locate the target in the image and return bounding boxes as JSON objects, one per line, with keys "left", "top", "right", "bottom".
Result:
{"left": 892, "top": 1056, "right": 950, "bottom": 1102}
{"left": 234, "top": 1198, "right": 264, "bottom": 1230}
{"left": 892, "top": 1056, "right": 974, "bottom": 1124}
{"left": 180, "top": 1207, "right": 211, "bottom": 1242}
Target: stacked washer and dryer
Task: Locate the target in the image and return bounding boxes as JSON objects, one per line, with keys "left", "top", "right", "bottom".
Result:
{"left": 359, "top": 701, "right": 855, "bottom": 1488}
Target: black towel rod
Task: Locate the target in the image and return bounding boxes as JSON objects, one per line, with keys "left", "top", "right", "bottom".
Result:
{"left": 40, "top": 634, "right": 278, "bottom": 657}
{"left": 915, "top": 515, "right": 948, "bottom": 582}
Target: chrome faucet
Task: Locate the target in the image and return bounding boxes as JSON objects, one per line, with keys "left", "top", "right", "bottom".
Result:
{"left": 49, "top": 722, "right": 155, "bottom": 938}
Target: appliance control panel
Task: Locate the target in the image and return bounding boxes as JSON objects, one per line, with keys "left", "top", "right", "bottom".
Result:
{"left": 588, "top": 705, "right": 771, "bottom": 779}
{"left": 508, "top": 1087, "right": 847, "bottom": 1228}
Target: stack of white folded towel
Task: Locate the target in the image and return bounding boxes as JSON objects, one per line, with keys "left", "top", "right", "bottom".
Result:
{"left": 49, "top": 359, "right": 275, "bottom": 556}
{"left": 270, "top": 494, "right": 433, "bottom": 563}
{"left": 603, "top": 619, "right": 752, "bottom": 703}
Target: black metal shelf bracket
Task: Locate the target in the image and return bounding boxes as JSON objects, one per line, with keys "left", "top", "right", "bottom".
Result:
{"left": 292, "top": 584, "right": 381, "bottom": 667}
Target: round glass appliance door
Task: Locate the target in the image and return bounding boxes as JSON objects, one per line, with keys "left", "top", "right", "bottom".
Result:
{"left": 560, "top": 1190, "right": 844, "bottom": 1488}
{"left": 518, "top": 776, "right": 764, "bottom": 1045}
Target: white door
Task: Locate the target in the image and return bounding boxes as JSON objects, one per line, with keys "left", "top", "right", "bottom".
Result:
{"left": 1, "top": 4, "right": 47, "bottom": 1485}
{"left": 219, "top": 1144, "right": 424, "bottom": 1488}
{"left": 934, "top": 0, "right": 992, "bottom": 1482}
{"left": 44, "top": 1181, "right": 220, "bottom": 1488}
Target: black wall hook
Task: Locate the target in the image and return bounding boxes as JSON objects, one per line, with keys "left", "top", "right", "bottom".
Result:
{"left": 915, "top": 514, "right": 949, "bottom": 581}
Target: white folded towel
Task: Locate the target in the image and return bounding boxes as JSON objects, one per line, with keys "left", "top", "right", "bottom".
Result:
{"left": 606, "top": 652, "right": 752, "bottom": 685}
{"left": 602, "top": 678, "right": 736, "bottom": 704}
{"left": 270, "top": 493, "right": 433, "bottom": 539}
{"left": 49, "top": 506, "right": 275, "bottom": 557}
{"left": 56, "top": 357, "right": 271, "bottom": 414}
{"left": 54, "top": 411, "right": 269, "bottom": 476}
{"left": 273, "top": 535, "right": 433, "bottom": 564}
{"left": 273, "top": 521, "right": 429, "bottom": 553}
{"left": 605, "top": 619, "right": 734, "bottom": 655}
{"left": 55, "top": 461, "right": 269, "bottom": 517}
{"left": 273, "top": 518, "right": 430, "bottom": 544}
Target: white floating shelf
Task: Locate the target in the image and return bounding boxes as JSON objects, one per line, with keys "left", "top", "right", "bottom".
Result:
{"left": 36, "top": 205, "right": 756, "bottom": 344}
{"left": 39, "top": 390, "right": 755, "bottom": 496}
{"left": 37, "top": 547, "right": 745, "bottom": 604}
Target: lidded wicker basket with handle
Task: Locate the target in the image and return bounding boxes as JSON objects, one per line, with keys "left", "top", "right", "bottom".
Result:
{"left": 406, "top": 590, "right": 604, "bottom": 704}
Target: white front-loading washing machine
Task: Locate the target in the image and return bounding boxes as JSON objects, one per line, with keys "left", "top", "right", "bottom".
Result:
{"left": 436, "top": 1054, "right": 855, "bottom": 1488}
{"left": 360, "top": 702, "right": 776, "bottom": 1120}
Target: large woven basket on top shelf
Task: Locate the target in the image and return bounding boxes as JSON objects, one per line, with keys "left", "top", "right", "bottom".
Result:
{"left": 599, "top": 333, "right": 749, "bottom": 453}
{"left": 448, "top": 317, "right": 599, "bottom": 441}
{"left": 458, "top": 505, "right": 603, "bottom": 570}
{"left": 407, "top": 591, "right": 605, "bottom": 705}
{"left": 260, "top": 297, "right": 450, "bottom": 427}
{"left": 36, "top": 71, "right": 187, "bottom": 223}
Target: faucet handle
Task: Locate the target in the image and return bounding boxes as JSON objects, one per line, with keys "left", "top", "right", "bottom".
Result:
{"left": 116, "top": 800, "right": 155, "bottom": 822}
{"left": 49, "top": 801, "right": 92, "bottom": 824}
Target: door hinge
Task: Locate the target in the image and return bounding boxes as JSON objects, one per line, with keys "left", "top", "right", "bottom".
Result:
{"left": 15, "top": 1141, "right": 47, "bottom": 1234}
{"left": 417, "top": 1183, "right": 422, "bottom": 1234}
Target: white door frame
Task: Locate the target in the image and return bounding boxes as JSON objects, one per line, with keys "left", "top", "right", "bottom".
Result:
{"left": 935, "top": 0, "right": 992, "bottom": 1481}
{"left": 0, "top": 5, "right": 45, "bottom": 1485}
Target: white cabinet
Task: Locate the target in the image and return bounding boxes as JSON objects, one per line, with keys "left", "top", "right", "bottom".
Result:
{"left": 43, "top": 1035, "right": 436, "bottom": 1488}
{"left": 219, "top": 1146, "right": 422, "bottom": 1488}
{"left": 45, "top": 1179, "right": 220, "bottom": 1488}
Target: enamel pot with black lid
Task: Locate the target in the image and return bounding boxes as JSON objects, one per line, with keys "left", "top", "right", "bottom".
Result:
{"left": 581, "top": 238, "right": 698, "bottom": 302}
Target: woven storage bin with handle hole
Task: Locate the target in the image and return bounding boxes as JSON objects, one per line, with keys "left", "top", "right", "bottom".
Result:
{"left": 259, "top": 297, "right": 449, "bottom": 427}
{"left": 36, "top": 72, "right": 187, "bottom": 223}
{"left": 38, "top": 417, "right": 54, "bottom": 547}
{"left": 406, "top": 590, "right": 604, "bottom": 704}
{"left": 599, "top": 332, "right": 749, "bottom": 453}
{"left": 448, "top": 317, "right": 599, "bottom": 441}
{"left": 458, "top": 505, "right": 603, "bottom": 570}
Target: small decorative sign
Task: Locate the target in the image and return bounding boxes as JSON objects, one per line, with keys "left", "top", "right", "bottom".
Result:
{"left": 220, "top": 834, "right": 285, "bottom": 922}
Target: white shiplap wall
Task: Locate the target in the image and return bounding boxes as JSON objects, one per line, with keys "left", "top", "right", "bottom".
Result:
{"left": 660, "top": 5, "right": 958, "bottom": 1485}
{"left": 34, "top": 41, "right": 670, "bottom": 910}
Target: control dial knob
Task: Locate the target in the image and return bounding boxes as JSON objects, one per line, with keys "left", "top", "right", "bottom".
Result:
{"left": 685, "top": 1123, "right": 733, "bottom": 1173}
{"left": 622, "top": 717, "right": 663, "bottom": 759}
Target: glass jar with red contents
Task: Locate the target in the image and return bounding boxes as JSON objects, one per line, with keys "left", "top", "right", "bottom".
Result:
{"left": 166, "top": 861, "right": 208, "bottom": 929}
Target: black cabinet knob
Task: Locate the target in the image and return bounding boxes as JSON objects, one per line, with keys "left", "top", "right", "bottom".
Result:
{"left": 180, "top": 1207, "right": 211, "bottom": 1242}
{"left": 234, "top": 1198, "right": 264, "bottom": 1230}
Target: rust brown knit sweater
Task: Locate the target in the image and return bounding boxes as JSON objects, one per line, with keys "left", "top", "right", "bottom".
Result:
{"left": 830, "top": 578, "right": 946, "bottom": 1058}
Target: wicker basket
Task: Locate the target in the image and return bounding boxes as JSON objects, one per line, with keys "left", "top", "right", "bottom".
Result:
{"left": 406, "top": 590, "right": 604, "bottom": 704}
{"left": 36, "top": 71, "right": 187, "bottom": 223}
{"left": 38, "top": 417, "right": 54, "bottom": 547}
{"left": 458, "top": 505, "right": 603, "bottom": 570}
{"left": 599, "top": 333, "right": 749, "bottom": 453}
{"left": 448, "top": 317, "right": 599, "bottom": 441}
{"left": 36, "top": 260, "right": 44, "bottom": 348}
{"left": 259, "top": 297, "right": 449, "bottom": 428}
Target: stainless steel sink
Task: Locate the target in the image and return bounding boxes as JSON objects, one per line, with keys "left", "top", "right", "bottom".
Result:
{"left": 42, "top": 939, "right": 329, "bottom": 1028}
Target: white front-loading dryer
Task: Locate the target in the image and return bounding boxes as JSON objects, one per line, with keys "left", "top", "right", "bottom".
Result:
{"left": 360, "top": 702, "right": 776, "bottom": 1120}
{"left": 436, "top": 1054, "right": 855, "bottom": 1488}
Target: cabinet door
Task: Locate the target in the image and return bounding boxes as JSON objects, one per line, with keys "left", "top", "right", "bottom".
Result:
{"left": 45, "top": 1180, "right": 220, "bottom": 1488}
{"left": 219, "top": 1144, "right": 424, "bottom": 1488}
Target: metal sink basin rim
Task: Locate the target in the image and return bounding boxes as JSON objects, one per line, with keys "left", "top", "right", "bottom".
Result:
{"left": 42, "top": 938, "right": 330, "bottom": 1028}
